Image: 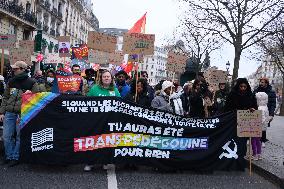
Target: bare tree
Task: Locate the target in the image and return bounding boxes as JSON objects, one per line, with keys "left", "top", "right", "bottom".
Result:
{"left": 179, "top": 0, "right": 284, "bottom": 83}
{"left": 258, "top": 17, "right": 284, "bottom": 115}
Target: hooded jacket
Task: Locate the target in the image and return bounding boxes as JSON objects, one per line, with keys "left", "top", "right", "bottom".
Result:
{"left": 254, "top": 85, "right": 276, "bottom": 116}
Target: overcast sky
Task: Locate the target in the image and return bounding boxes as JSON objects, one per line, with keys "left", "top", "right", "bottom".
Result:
{"left": 93, "top": 0, "right": 259, "bottom": 77}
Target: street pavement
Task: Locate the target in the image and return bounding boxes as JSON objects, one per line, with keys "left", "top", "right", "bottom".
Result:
{"left": 0, "top": 163, "right": 279, "bottom": 189}
{"left": 0, "top": 117, "right": 283, "bottom": 189}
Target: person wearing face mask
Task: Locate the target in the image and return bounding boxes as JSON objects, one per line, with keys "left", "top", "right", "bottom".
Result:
{"left": 0, "top": 61, "right": 43, "bottom": 167}
{"left": 44, "top": 70, "right": 56, "bottom": 92}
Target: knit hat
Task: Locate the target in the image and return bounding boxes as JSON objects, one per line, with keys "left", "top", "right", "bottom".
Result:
{"left": 11, "top": 61, "right": 28, "bottom": 69}
{"left": 162, "top": 81, "right": 174, "bottom": 91}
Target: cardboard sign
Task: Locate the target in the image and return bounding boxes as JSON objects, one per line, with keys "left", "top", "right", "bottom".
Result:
{"left": 0, "top": 34, "right": 16, "bottom": 48}
{"left": 237, "top": 110, "right": 262, "bottom": 137}
{"left": 204, "top": 69, "right": 228, "bottom": 91}
{"left": 19, "top": 40, "right": 34, "bottom": 54}
{"left": 45, "top": 53, "right": 70, "bottom": 64}
{"left": 87, "top": 32, "right": 117, "bottom": 53}
{"left": 88, "top": 49, "right": 123, "bottom": 66}
{"left": 122, "top": 33, "right": 155, "bottom": 55}
{"left": 166, "top": 51, "right": 188, "bottom": 73}
{"left": 56, "top": 75, "right": 82, "bottom": 93}
{"left": 58, "top": 36, "right": 71, "bottom": 57}
{"left": 9, "top": 48, "right": 31, "bottom": 65}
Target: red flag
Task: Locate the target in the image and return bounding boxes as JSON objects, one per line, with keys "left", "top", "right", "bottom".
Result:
{"left": 123, "top": 62, "right": 134, "bottom": 73}
{"left": 128, "top": 12, "right": 147, "bottom": 34}
{"left": 73, "top": 44, "right": 88, "bottom": 59}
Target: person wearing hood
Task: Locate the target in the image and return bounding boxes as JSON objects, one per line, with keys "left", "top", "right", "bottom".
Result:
{"left": 115, "top": 70, "right": 130, "bottom": 98}
{"left": 189, "top": 79, "right": 206, "bottom": 118}
{"left": 0, "top": 61, "right": 43, "bottom": 167}
{"left": 253, "top": 77, "right": 276, "bottom": 147}
{"left": 213, "top": 82, "right": 229, "bottom": 115}
{"left": 224, "top": 78, "right": 257, "bottom": 170}
{"left": 151, "top": 81, "right": 184, "bottom": 115}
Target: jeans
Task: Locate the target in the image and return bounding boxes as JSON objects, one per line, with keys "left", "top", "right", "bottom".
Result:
{"left": 3, "top": 112, "right": 20, "bottom": 160}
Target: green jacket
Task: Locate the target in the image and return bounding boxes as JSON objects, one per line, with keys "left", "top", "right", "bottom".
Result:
{"left": 0, "top": 73, "right": 43, "bottom": 114}
{"left": 87, "top": 84, "right": 120, "bottom": 97}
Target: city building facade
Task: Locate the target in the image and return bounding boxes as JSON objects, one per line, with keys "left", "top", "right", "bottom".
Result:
{"left": 139, "top": 47, "right": 168, "bottom": 86}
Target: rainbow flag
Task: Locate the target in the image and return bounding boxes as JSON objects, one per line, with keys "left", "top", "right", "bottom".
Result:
{"left": 19, "top": 92, "right": 59, "bottom": 129}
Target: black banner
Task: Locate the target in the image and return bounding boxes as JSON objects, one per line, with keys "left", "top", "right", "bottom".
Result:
{"left": 20, "top": 95, "right": 246, "bottom": 171}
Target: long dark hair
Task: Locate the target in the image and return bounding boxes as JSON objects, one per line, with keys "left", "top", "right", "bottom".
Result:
{"left": 99, "top": 70, "right": 115, "bottom": 90}
{"left": 130, "top": 78, "right": 148, "bottom": 94}
{"left": 232, "top": 78, "right": 253, "bottom": 95}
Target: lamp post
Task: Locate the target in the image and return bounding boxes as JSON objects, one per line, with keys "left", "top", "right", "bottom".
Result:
{"left": 226, "top": 61, "right": 230, "bottom": 73}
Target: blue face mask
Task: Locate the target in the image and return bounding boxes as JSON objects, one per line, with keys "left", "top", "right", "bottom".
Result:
{"left": 46, "top": 77, "right": 54, "bottom": 83}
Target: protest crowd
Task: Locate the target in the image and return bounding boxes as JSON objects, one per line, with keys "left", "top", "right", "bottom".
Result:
{"left": 0, "top": 59, "right": 277, "bottom": 171}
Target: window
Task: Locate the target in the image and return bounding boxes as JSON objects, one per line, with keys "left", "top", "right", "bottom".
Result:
{"left": 9, "top": 22, "right": 16, "bottom": 35}
{"left": 26, "top": 2, "right": 31, "bottom": 13}
{"left": 23, "top": 30, "right": 31, "bottom": 40}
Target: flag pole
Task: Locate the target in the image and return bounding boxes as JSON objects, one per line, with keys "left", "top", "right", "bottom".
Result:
{"left": 134, "top": 54, "right": 139, "bottom": 102}
{"left": 1, "top": 48, "right": 4, "bottom": 75}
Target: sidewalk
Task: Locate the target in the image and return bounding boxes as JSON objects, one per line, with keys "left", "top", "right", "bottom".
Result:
{"left": 251, "top": 116, "right": 284, "bottom": 188}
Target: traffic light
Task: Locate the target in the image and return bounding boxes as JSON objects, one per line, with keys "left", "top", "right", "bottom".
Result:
{"left": 34, "top": 30, "right": 42, "bottom": 52}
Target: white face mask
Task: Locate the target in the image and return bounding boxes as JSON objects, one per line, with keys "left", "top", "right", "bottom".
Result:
{"left": 46, "top": 77, "right": 54, "bottom": 83}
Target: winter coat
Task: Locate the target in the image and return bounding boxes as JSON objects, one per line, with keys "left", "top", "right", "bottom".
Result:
{"left": 213, "top": 89, "right": 228, "bottom": 115}
{"left": 151, "top": 93, "right": 173, "bottom": 113}
{"left": 87, "top": 84, "right": 120, "bottom": 97}
{"left": 125, "top": 92, "right": 151, "bottom": 107}
{"left": 180, "top": 92, "right": 190, "bottom": 114}
{"left": 116, "top": 82, "right": 130, "bottom": 98}
{"left": 0, "top": 72, "right": 42, "bottom": 114}
{"left": 255, "top": 92, "right": 270, "bottom": 131}
{"left": 189, "top": 91, "right": 205, "bottom": 118}
{"left": 224, "top": 90, "right": 258, "bottom": 112}
{"left": 254, "top": 85, "right": 276, "bottom": 116}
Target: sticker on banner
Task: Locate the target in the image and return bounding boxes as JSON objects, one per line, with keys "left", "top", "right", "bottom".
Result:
{"left": 219, "top": 139, "right": 238, "bottom": 159}
{"left": 31, "top": 128, "right": 54, "bottom": 152}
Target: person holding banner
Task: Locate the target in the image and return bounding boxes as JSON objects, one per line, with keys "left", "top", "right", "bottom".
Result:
{"left": 84, "top": 70, "right": 120, "bottom": 171}
{"left": 213, "top": 82, "right": 229, "bottom": 115}
{"left": 125, "top": 78, "right": 151, "bottom": 107}
{"left": 83, "top": 68, "right": 96, "bottom": 95}
{"left": 0, "top": 61, "right": 43, "bottom": 167}
{"left": 42, "top": 70, "right": 56, "bottom": 92}
{"left": 224, "top": 78, "right": 257, "bottom": 168}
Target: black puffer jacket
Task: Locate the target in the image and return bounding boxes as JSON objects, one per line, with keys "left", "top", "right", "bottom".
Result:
{"left": 254, "top": 85, "right": 276, "bottom": 116}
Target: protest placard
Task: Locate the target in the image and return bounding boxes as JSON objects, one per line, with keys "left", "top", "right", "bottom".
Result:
{"left": 56, "top": 74, "right": 82, "bottom": 93}
{"left": 9, "top": 48, "right": 31, "bottom": 65}
{"left": 204, "top": 69, "right": 228, "bottom": 91}
{"left": 88, "top": 49, "right": 124, "bottom": 66}
{"left": 19, "top": 40, "right": 34, "bottom": 54}
{"left": 87, "top": 32, "right": 117, "bottom": 53}
{"left": 122, "top": 33, "right": 155, "bottom": 55}
{"left": 166, "top": 51, "right": 188, "bottom": 73}
{"left": 58, "top": 36, "right": 71, "bottom": 57}
{"left": 0, "top": 34, "right": 16, "bottom": 48}
{"left": 237, "top": 110, "right": 262, "bottom": 137}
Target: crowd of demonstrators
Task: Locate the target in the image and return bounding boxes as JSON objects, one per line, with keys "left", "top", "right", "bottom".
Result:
{"left": 0, "top": 60, "right": 279, "bottom": 169}
{"left": 253, "top": 78, "right": 276, "bottom": 147}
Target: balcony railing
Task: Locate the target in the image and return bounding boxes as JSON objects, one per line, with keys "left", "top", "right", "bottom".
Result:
{"left": 0, "top": 0, "right": 37, "bottom": 26}
{"left": 37, "top": 21, "right": 42, "bottom": 29}
{"left": 50, "top": 29, "right": 55, "bottom": 37}
{"left": 44, "top": 1, "right": 51, "bottom": 11}
{"left": 43, "top": 25, "right": 49, "bottom": 32}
